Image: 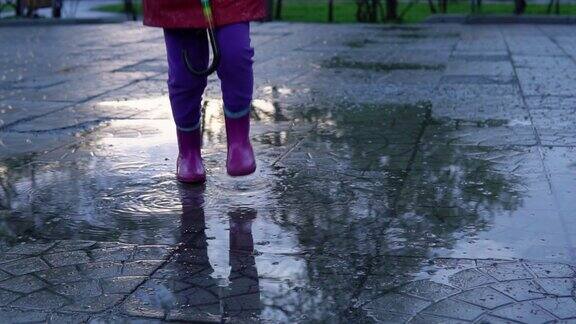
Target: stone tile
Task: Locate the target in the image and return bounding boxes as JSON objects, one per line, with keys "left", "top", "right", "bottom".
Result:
{"left": 35, "top": 266, "right": 84, "bottom": 284}
{"left": 10, "top": 290, "right": 69, "bottom": 310}
{"left": 6, "top": 242, "right": 56, "bottom": 255}
{"left": 47, "top": 312, "right": 91, "bottom": 324}
{"left": 490, "top": 301, "right": 557, "bottom": 323}
{"left": 121, "top": 293, "right": 166, "bottom": 319}
{"left": 51, "top": 240, "right": 96, "bottom": 252}
{"left": 399, "top": 280, "right": 460, "bottom": 301}
{"left": 0, "top": 289, "right": 22, "bottom": 306}
{"left": 89, "top": 246, "right": 135, "bottom": 262}
{"left": 478, "top": 262, "right": 533, "bottom": 281}
{"left": 525, "top": 262, "right": 576, "bottom": 278}
{"left": 476, "top": 314, "right": 526, "bottom": 323}
{"left": 101, "top": 276, "right": 146, "bottom": 294}
{"left": 449, "top": 269, "right": 498, "bottom": 290}
{"left": 43, "top": 250, "right": 91, "bottom": 267}
{"left": 132, "top": 245, "right": 173, "bottom": 261}
{"left": 78, "top": 261, "right": 123, "bottom": 279}
{"left": 421, "top": 298, "right": 486, "bottom": 321}
{"left": 0, "top": 307, "right": 48, "bottom": 322}
{"left": 364, "top": 310, "right": 411, "bottom": 323}
{"left": 0, "top": 274, "right": 46, "bottom": 294}
{"left": 491, "top": 280, "right": 549, "bottom": 301}
{"left": 122, "top": 260, "right": 164, "bottom": 276}
{"left": 0, "top": 257, "right": 50, "bottom": 276}
{"left": 61, "top": 294, "right": 124, "bottom": 313}
{"left": 409, "top": 314, "right": 469, "bottom": 324}
{"left": 536, "top": 278, "right": 576, "bottom": 297}
{"left": 535, "top": 297, "right": 576, "bottom": 319}
{"left": 52, "top": 280, "right": 102, "bottom": 298}
{"left": 88, "top": 314, "right": 165, "bottom": 323}
{"left": 455, "top": 287, "right": 514, "bottom": 309}
{"left": 363, "top": 293, "right": 431, "bottom": 316}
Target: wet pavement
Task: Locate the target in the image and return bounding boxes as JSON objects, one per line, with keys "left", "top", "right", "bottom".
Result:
{"left": 1, "top": 22, "right": 576, "bottom": 323}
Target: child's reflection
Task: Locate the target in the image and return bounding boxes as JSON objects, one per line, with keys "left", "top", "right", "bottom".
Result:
{"left": 177, "top": 185, "right": 262, "bottom": 320}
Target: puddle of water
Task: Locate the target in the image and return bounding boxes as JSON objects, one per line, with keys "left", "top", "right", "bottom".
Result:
{"left": 0, "top": 96, "right": 572, "bottom": 321}
{"left": 322, "top": 57, "right": 445, "bottom": 72}
{"left": 345, "top": 39, "right": 379, "bottom": 48}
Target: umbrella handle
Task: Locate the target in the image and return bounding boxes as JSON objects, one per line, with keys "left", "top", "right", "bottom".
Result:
{"left": 182, "top": 27, "right": 220, "bottom": 77}
{"left": 183, "top": 0, "right": 220, "bottom": 77}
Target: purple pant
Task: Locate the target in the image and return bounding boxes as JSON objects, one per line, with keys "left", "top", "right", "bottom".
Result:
{"left": 164, "top": 23, "right": 254, "bottom": 131}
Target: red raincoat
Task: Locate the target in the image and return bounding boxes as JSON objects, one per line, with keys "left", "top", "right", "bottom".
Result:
{"left": 143, "top": 0, "right": 267, "bottom": 29}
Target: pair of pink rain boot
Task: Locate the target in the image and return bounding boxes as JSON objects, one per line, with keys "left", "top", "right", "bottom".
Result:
{"left": 176, "top": 115, "right": 256, "bottom": 183}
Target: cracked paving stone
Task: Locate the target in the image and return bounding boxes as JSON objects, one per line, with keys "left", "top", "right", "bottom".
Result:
{"left": 491, "top": 279, "right": 549, "bottom": 301}
{"left": 421, "top": 298, "right": 486, "bottom": 321}
{"left": 101, "top": 276, "right": 147, "bottom": 294}
{"left": 10, "top": 290, "right": 69, "bottom": 310}
{"left": 489, "top": 300, "right": 556, "bottom": 323}
{"left": 448, "top": 269, "right": 498, "bottom": 290}
{"left": 399, "top": 280, "right": 461, "bottom": 301}
{"left": 0, "top": 257, "right": 50, "bottom": 276}
{"left": 0, "top": 274, "right": 46, "bottom": 294}
{"left": 43, "top": 250, "right": 91, "bottom": 267}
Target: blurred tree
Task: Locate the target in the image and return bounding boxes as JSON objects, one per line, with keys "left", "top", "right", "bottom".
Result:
{"left": 356, "top": 0, "right": 390, "bottom": 22}
{"left": 124, "top": 0, "right": 137, "bottom": 20}
{"left": 514, "top": 0, "right": 526, "bottom": 14}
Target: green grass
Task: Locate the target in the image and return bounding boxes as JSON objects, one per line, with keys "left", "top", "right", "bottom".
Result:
{"left": 93, "top": 0, "right": 576, "bottom": 24}
{"left": 95, "top": 2, "right": 143, "bottom": 15}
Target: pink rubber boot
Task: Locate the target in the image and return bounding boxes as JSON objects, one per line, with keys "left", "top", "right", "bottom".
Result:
{"left": 225, "top": 114, "right": 256, "bottom": 177}
{"left": 176, "top": 129, "right": 206, "bottom": 184}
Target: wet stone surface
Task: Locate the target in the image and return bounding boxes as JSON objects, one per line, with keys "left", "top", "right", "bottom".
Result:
{"left": 1, "top": 22, "right": 576, "bottom": 322}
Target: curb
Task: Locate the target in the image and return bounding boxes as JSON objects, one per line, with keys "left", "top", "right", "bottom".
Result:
{"left": 0, "top": 17, "right": 131, "bottom": 27}
{"left": 425, "top": 14, "right": 576, "bottom": 24}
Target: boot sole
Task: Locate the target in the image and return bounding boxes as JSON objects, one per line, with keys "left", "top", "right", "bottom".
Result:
{"left": 227, "top": 163, "right": 257, "bottom": 177}
{"left": 176, "top": 175, "right": 207, "bottom": 184}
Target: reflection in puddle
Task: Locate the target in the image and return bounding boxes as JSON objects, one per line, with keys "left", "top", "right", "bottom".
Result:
{"left": 124, "top": 186, "right": 262, "bottom": 321}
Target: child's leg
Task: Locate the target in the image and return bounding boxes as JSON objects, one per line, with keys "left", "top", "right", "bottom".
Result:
{"left": 164, "top": 29, "right": 209, "bottom": 131}
{"left": 215, "top": 22, "right": 254, "bottom": 118}
{"left": 164, "top": 29, "right": 209, "bottom": 183}
{"left": 214, "top": 22, "right": 257, "bottom": 177}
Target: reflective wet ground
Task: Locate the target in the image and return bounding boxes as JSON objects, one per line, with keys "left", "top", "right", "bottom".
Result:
{"left": 1, "top": 22, "right": 576, "bottom": 323}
